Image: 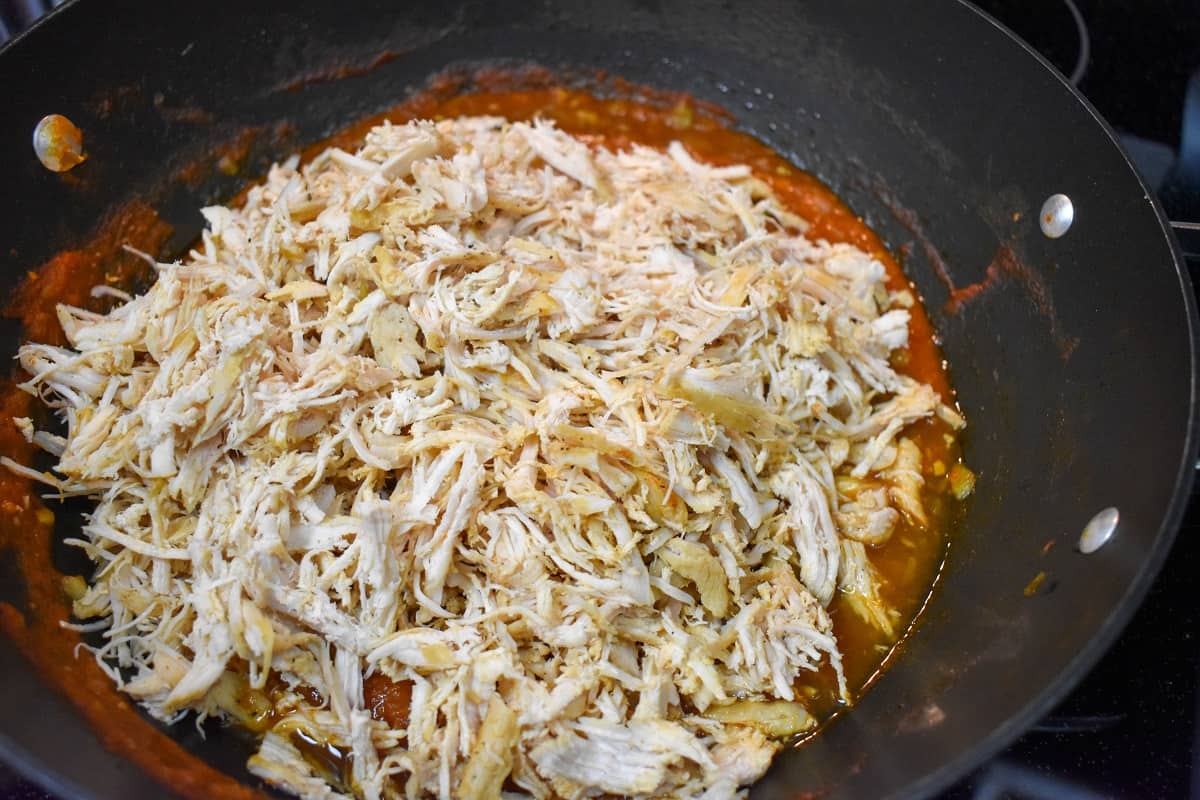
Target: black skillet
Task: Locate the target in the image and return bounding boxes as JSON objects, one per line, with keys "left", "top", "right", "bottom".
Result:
{"left": 0, "top": 0, "right": 1195, "bottom": 797}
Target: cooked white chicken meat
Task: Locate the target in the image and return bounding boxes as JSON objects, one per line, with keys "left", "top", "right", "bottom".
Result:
{"left": 12, "top": 115, "right": 964, "bottom": 800}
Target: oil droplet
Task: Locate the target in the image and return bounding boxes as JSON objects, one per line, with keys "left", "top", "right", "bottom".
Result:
{"left": 33, "top": 114, "right": 87, "bottom": 173}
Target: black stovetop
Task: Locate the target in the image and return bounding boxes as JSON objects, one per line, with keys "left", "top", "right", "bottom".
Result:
{"left": 1, "top": 1, "right": 1199, "bottom": 799}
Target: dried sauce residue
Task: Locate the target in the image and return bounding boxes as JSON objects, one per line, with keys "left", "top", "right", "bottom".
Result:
{"left": 89, "top": 83, "right": 143, "bottom": 121}
{"left": 944, "top": 260, "right": 1003, "bottom": 314}
{"left": 275, "top": 48, "right": 412, "bottom": 93}
{"left": 871, "top": 183, "right": 958, "bottom": 302}
{"left": 152, "top": 92, "right": 216, "bottom": 126}
{"left": 945, "top": 245, "right": 1079, "bottom": 359}
{"left": 875, "top": 183, "right": 1078, "bottom": 360}
{"left": 174, "top": 126, "right": 270, "bottom": 187}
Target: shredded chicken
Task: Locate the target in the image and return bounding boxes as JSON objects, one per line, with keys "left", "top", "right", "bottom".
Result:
{"left": 13, "top": 115, "right": 963, "bottom": 799}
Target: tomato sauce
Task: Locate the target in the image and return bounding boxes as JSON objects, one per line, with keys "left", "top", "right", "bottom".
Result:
{"left": 0, "top": 81, "right": 964, "bottom": 795}
{"left": 363, "top": 672, "right": 412, "bottom": 729}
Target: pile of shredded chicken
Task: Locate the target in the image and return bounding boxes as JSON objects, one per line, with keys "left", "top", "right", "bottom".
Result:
{"left": 12, "top": 116, "right": 963, "bottom": 799}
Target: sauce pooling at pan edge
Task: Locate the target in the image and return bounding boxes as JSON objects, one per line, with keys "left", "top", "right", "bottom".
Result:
{"left": 6, "top": 87, "right": 971, "bottom": 799}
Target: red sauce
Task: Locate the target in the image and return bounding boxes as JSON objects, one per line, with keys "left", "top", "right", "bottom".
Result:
{"left": 7, "top": 201, "right": 169, "bottom": 345}
{"left": 0, "top": 82, "right": 965, "bottom": 794}
{"left": 363, "top": 673, "right": 412, "bottom": 729}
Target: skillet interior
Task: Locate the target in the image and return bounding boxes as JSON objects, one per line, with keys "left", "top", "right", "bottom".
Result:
{"left": 0, "top": 1, "right": 1195, "bottom": 797}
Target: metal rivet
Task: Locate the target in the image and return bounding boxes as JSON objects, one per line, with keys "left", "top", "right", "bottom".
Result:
{"left": 33, "top": 114, "right": 87, "bottom": 173}
{"left": 1040, "top": 194, "right": 1074, "bottom": 238}
{"left": 1079, "top": 506, "right": 1118, "bottom": 554}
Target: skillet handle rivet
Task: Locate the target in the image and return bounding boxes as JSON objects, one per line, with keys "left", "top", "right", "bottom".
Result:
{"left": 1079, "top": 506, "right": 1118, "bottom": 554}
{"left": 33, "top": 114, "right": 87, "bottom": 173}
{"left": 1039, "top": 194, "right": 1074, "bottom": 238}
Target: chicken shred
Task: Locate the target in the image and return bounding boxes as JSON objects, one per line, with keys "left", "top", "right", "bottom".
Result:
{"left": 14, "top": 115, "right": 963, "bottom": 799}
